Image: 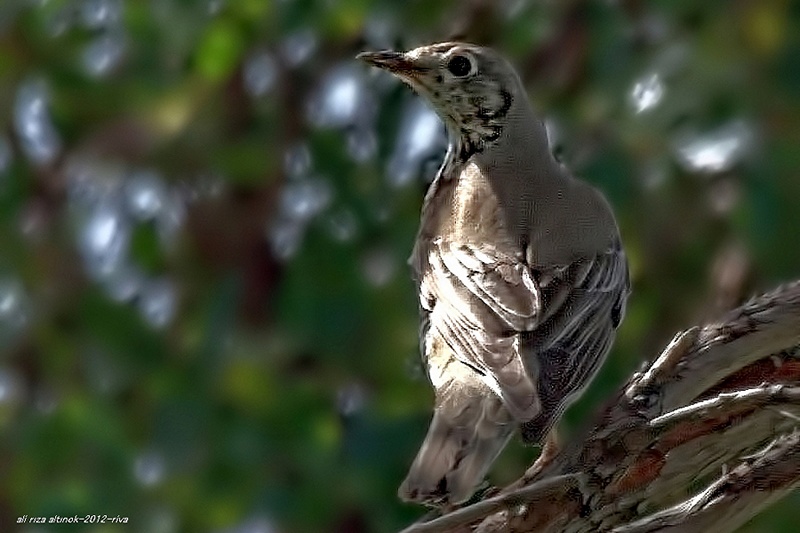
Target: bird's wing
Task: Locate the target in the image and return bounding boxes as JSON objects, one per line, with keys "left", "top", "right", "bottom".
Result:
{"left": 415, "top": 217, "right": 629, "bottom": 427}
{"left": 418, "top": 238, "right": 543, "bottom": 420}
{"left": 521, "top": 240, "right": 630, "bottom": 443}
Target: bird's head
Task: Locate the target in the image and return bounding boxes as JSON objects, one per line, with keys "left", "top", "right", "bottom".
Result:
{"left": 358, "top": 42, "right": 524, "bottom": 154}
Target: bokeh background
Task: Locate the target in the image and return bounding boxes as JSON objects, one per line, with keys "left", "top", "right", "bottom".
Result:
{"left": 1, "top": 0, "right": 799, "bottom": 531}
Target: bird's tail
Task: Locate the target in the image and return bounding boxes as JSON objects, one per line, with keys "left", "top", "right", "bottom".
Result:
{"left": 398, "top": 399, "right": 514, "bottom": 505}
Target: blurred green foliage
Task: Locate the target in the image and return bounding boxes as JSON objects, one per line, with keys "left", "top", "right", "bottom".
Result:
{"left": 1, "top": 0, "right": 799, "bottom": 532}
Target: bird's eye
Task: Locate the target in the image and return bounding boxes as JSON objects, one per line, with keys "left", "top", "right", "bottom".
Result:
{"left": 447, "top": 55, "right": 472, "bottom": 77}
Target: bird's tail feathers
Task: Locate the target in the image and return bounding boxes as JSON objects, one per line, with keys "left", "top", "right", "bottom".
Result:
{"left": 398, "top": 401, "right": 513, "bottom": 505}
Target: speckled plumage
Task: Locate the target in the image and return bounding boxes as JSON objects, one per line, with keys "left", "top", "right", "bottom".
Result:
{"left": 359, "top": 42, "right": 630, "bottom": 506}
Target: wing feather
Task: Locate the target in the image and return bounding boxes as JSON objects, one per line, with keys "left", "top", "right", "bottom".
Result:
{"left": 417, "top": 230, "right": 629, "bottom": 432}
{"left": 521, "top": 241, "right": 630, "bottom": 443}
{"left": 420, "top": 238, "right": 542, "bottom": 420}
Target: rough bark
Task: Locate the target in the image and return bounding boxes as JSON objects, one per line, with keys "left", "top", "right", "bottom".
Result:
{"left": 402, "top": 281, "right": 800, "bottom": 533}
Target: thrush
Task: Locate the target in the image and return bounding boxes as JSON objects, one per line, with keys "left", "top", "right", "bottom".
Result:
{"left": 358, "top": 42, "right": 630, "bottom": 506}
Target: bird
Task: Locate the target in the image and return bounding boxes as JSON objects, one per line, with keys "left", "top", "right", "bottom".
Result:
{"left": 358, "top": 42, "right": 630, "bottom": 506}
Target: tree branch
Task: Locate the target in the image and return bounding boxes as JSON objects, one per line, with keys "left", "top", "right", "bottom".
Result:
{"left": 614, "top": 431, "right": 800, "bottom": 533}
{"left": 403, "top": 280, "right": 800, "bottom": 532}
{"left": 399, "top": 474, "right": 584, "bottom": 533}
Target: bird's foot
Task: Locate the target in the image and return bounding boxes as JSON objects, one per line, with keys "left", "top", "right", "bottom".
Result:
{"left": 523, "top": 430, "right": 561, "bottom": 482}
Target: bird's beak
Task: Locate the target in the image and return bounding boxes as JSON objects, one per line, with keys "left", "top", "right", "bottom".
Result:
{"left": 357, "top": 50, "right": 418, "bottom": 76}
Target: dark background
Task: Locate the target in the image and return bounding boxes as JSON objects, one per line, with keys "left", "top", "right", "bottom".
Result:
{"left": 1, "top": 0, "right": 799, "bottom": 531}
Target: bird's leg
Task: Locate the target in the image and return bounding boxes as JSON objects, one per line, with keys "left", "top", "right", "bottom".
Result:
{"left": 523, "top": 429, "right": 561, "bottom": 482}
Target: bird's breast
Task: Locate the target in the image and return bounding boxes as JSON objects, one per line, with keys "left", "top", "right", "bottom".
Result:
{"left": 429, "top": 162, "right": 519, "bottom": 253}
